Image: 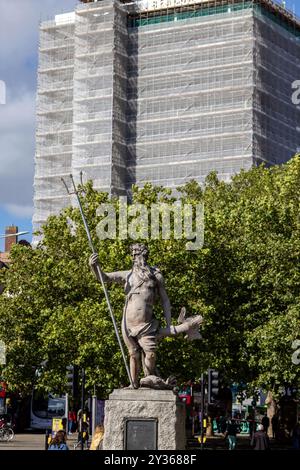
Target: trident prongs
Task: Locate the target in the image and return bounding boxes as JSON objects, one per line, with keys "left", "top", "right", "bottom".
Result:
{"left": 80, "top": 171, "right": 84, "bottom": 187}
{"left": 61, "top": 177, "right": 74, "bottom": 196}
{"left": 61, "top": 174, "right": 86, "bottom": 197}
{"left": 69, "top": 174, "right": 77, "bottom": 194}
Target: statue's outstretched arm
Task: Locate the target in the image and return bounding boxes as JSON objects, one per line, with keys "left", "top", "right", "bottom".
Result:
{"left": 89, "top": 253, "right": 129, "bottom": 285}
{"left": 157, "top": 307, "right": 203, "bottom": 342}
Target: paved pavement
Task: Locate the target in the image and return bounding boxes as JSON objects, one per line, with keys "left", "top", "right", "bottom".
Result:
{"left": 0, "top": 433, "right": 45, "bottom": 451}
{"left": 0, "top": 432, "right": 80, "bottom": 451}
{"left": 188, "top": 433, "right": 293, "bottom": 451}
{"left": 0, "top": 432, "right": 294, "bottom": 451}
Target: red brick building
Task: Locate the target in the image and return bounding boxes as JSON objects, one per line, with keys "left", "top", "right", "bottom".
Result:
{"left": 0, "top": 225, "right": 19, "bottom": 265}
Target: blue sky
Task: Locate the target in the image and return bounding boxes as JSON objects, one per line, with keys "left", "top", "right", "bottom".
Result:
{"left": 0, "top": 0, "right": 77, "bottom": 251}
{"left": 0, "top": 0, "right": 299, "bottom": 251}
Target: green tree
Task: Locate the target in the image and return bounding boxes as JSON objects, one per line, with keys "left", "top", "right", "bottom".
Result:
{"left": 0, "top": 157, "right": 299, "bottom": 399}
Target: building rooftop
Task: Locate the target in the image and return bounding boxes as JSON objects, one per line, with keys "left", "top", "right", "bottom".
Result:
{"left": 118, "top": 0, "right": 300, "bottom": 32}
{"left": 77, "top": 1, "right": 299, "bottom": 33}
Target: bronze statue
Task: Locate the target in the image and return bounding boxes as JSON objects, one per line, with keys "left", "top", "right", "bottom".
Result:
{"left": 90, "top": 243, "right": 202, "bottom": 389}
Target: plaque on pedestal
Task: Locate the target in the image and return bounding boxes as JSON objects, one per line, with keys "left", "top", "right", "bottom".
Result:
{"left": 125, "top": 418, "right": 157, "bottom": 450}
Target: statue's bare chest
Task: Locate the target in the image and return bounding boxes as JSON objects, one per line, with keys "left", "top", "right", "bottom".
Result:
{"left": 126, "top": 271, "right": 157, "bottom": 295}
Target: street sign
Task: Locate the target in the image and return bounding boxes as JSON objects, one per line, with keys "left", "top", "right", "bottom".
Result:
{"left": 52, "top": 418, "right": 63, "bottom": 435}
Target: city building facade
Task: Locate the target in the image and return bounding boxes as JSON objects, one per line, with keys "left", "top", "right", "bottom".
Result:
{"left": 33, "top": 0, "right": 300, "bottom": 235}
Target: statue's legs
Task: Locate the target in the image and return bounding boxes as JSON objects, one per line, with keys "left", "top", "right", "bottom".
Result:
{"left": 129, "top": 350, "right": 141, "bottom": 388}
{"left": 139, "top": 331, "right": 157, "bottom": 377}
{"left": 122, "top": 316, "right": 159, "bottom": 386}
{"left": 142, "top": 351, "right": 156, "bottom": 377}
{"left": 122, "top": 316, "right": 142, "bottom": 388}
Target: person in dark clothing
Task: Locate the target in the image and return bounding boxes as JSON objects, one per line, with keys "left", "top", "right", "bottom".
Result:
{"left": 292, "top": 422, "right": 300, "bottom": 449}
{"left": 224, "top": 419, "right": 239, "bottom": 450}
{"left": 248, "top": 414, "right": 256, "bottom": 437}
{"left": 251, "top": 424, "right": 270, "bottom": 450}
{"left": 220, "top": 416, "right": 227, "bottom": 434}
{"left": 261, "top": 414, "right": 270, "bottom": 434}
{"left": 271, "top": 415, "right": 279, "bottom": 439}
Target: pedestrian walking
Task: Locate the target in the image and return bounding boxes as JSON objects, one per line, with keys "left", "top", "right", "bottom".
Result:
{"left": 224, "top": 419, "right": 239, "bottom": 450}
{"left": 220, "top": 415, "right": 227, "bottom": 434}
{"left": 261, "top": 413, "right": 270, "bottom": 434}
{"left": 68, "top": 408, "right": 77, "bottom": 434}
{"left": 89, "top": 425, "right": 104, "bottom": 450}
{"left": 74, "top": 412, "right": 90, "bottom": 450}
{"left": 48, "top": 430, "right": 69, "bottom": 451}
{"left": 251, "top": 424, "right": 270, "bottom": 450}
{"left": 247, "top": 414, "right": 256, "bottom": 437}
{"left": 271, "top": 414, "right": 279, "bottom": 439}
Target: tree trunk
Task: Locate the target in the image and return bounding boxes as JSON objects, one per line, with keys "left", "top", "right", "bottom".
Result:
{"left": 265, "top": 391, "right": 277, "bottom": 438}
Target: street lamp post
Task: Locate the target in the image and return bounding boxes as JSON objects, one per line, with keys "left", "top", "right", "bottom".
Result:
{"left": 200, "top": 373, "right": 205, "bottom": 450}
{"left": 91, "top": 385, "right": 97, "bottom": 437}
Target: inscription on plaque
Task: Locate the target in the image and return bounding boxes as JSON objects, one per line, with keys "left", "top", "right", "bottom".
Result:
{"left": 125, "top": 419, "right": 157, "bottom": 450}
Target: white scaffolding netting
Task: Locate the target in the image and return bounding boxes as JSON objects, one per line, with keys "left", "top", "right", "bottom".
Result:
{"left": 33, "top": 0, "right": 300, "bottom": 237}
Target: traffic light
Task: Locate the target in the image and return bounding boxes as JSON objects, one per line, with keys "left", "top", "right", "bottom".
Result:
{"left": 66, "top": 365, "right": 79, "bottom": 399}
{"left": 208, "top": 369, "right": 219, "bottom": 404}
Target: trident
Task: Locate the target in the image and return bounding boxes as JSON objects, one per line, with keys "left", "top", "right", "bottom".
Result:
{"left": 62, "top": 173, "right": 134, "bottom": 388}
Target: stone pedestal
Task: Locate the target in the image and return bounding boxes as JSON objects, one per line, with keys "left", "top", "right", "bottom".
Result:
{"left": 103, "top": 388, "right": 186, "bottom": 450}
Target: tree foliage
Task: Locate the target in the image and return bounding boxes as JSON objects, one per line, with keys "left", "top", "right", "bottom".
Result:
{"left": 0, "top": 157, "right": 299, "bottom": 398}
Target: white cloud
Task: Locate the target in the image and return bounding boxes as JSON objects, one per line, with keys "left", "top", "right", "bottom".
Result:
{"left": 0, "top": 91, "right": 35, "bottom": 176}
{"left": 4, "top": 203, "right": 33, "bottom": 219}
{"left": 0, "top": 0, "right": 78, "bottom": 213}
{"left": 0, "top": 0, "right": 78, "bottom": 96}
{"left": 0, "top": 91, "right": 35, "bottom": 206}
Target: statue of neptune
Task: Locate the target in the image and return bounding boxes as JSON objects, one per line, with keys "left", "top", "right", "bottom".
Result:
{"left": 90, "top": 243, "right": 202, "bottom": 389}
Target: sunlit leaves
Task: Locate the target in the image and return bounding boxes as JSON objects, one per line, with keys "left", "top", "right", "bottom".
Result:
{"left": 0, "top": 156, "right": 299, "bottom": 397}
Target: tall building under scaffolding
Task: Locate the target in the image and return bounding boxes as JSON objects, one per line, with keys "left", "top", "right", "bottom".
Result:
{"left": 33, "top": 0, "right": 300, "bottom": 235}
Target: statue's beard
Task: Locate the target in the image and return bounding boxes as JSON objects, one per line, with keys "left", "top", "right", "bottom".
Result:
{"left": 133, "top": 255, "right": 154, "bottom": 281}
